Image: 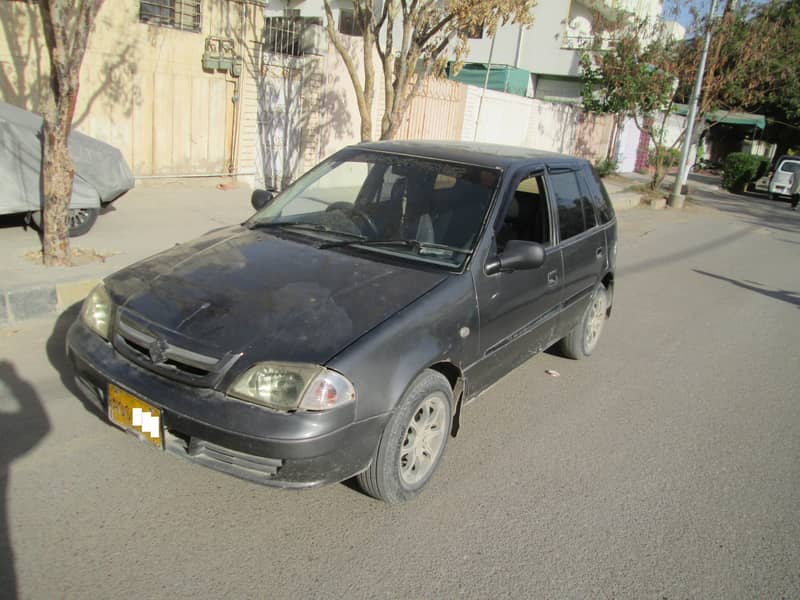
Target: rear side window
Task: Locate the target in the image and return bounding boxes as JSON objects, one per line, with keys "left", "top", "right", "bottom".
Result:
{"left": 550, "top": 171, "right": 593, "bottom": 241}
{"left": 585, "top": 166, "right": 615, "bottom": 224}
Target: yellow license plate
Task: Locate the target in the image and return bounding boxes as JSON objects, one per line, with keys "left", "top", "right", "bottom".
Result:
{"left": 108, "top": 384, "right": 163, "bottom": 449}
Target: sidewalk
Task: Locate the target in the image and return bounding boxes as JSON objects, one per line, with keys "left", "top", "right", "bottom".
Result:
{"left": 1, "top": 178, "right": 253, "bottom": 325}
{"left": 0, "top": 171, "right": 722, "bottom": 326}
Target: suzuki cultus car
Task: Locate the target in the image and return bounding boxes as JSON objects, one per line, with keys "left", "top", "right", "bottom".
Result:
{"left": 68, "top": 141, "right": 617, "bottom": 503}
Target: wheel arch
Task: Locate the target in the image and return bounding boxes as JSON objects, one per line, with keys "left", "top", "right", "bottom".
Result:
{"left": 428, "top": 360, "right": 465, "bottom": 438}
{"left": 601, "top": 271, "right": 614, "bottom": 317}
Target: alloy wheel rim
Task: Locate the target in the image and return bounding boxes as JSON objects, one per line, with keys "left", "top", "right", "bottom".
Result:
{"left": 68, "top": 208, "right": 90, "bottom": 229}
{"left": 584, "top": 292, "right": 606, "bottom": 353}
{"left": 399, "top": 393, "right": 447, "bottom": 486}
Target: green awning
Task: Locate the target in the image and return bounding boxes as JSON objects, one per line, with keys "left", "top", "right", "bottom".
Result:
{"left": 673, "top": 104, "right": 766, "bottom": 129}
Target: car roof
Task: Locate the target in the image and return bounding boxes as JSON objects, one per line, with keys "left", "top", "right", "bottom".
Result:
{"left": 350, "top": 140, "right": 587, "bottom": 170}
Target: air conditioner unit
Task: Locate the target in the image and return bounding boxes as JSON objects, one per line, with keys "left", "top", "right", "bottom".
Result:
{"left": 301, "top": 23, "right": 328, "bottom": 56}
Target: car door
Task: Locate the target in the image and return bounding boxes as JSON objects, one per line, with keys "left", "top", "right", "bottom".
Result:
{"left": 547, "top": 165, "right": 607, "bottom": 338}
{"left": 466, "top": 169, "right": 564, "bottom": 396}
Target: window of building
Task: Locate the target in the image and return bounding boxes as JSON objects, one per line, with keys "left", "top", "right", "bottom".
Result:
{"left": 495, "top": 175, "right": 551, "bottom": 250}
{"left": 339, "top": 9, "right": 361, "bottom": 36}
{"left": 550, "top": 171, "right": 595, "bottom": 241}
{"left": 140, "top": 0, "right": 201, "bottom": 33}
{"left": 265, "top": 15, "right": 322, "bottom": 57}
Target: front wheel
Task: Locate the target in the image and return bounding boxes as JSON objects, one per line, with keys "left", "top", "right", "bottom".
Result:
{"left": 358, "top": 370, "right": 453, "bottom": 503}
{"left": 557, "top": 285, "right": 609, "bottom": 359}
{"left": 30, "top": 208, "right": 99, "bottom": 237}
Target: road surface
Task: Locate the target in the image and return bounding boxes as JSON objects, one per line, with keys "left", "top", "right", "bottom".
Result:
{"left": 1, "top": 189, "right": 798, "bottom": 598}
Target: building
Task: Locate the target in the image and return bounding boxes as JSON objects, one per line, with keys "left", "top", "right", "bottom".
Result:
{"left": 464, "top": 0, "right": 685, "bottom": 101}
{"left": 0, "top": 0, "right": 264, "bottom": 179}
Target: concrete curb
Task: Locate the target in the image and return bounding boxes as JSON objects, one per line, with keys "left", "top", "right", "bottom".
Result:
{"left": 611, "top": 192, "right": 643, "bottom": 211}
{"left": 1, "top": 278, "right": 100, "bottom": 327}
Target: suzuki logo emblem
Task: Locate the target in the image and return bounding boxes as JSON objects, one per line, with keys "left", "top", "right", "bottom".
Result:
{"left": 148, "top": 339, "right": 169, "bottom": 364}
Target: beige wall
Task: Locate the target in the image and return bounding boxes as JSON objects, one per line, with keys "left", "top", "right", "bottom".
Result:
{"left": 0, "top": 0, "right": 263, "bottom": 176}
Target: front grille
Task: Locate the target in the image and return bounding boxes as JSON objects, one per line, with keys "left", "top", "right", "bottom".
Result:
{"left": 187, "top": 437, "right": 284, "bottom": 481}
{"left": 113, "top": 311, "right": 240, "bottom": 386}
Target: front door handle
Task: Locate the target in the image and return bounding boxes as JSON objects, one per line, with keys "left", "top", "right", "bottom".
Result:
{"left": 547, "top": 270, "right": 559, "bottom": 286}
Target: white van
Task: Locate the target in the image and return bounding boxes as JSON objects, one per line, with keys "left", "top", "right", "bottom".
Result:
{"left": 768, "top": 155, "right": 800, "bottom": 200}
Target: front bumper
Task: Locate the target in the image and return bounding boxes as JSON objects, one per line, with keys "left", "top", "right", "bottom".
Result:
{"left": 66, "top": 320, "right": 388, "bottom": 488}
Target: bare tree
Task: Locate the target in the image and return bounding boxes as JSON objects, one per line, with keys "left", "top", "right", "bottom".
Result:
{"left": 323, "top": 0, "right": 536, "bottom": 141}
{"left": 581, "top": 1, "right": 777, "bottom": 190}
{"left": 39, "top": 0, "right": 105, "bottom": 266}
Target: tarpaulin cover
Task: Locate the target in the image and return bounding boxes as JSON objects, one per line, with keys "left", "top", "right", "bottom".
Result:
{"left": 0, "top": 101, "right": 135, "bottom": 214}
{"left": 448, "top": 63, "right": 530, "bottom": 97}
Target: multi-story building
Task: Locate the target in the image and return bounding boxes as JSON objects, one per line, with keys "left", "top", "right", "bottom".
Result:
{"left": 464, "top": 0, "right": 684, "bottom": 101}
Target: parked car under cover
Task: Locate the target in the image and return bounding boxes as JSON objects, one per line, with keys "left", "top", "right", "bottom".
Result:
{"left": 0, "top": 101, "right": 134, "bottom": 236}
{"left": 67, "top": 141, "right": 617, "bottom": 503}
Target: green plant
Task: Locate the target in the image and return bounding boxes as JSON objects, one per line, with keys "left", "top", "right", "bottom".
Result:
{"left": 594, "top": 158, "right": 619, "bottom": 177}
{"left": 647, "top": 145, "right": 681, "bottom": 170}
{"left": 722, "top": 152, "right": 763, "bottom": 191}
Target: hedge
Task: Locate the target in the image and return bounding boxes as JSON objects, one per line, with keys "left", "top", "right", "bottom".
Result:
{"left": 722, "top": 153, "right": 765, "bottom": 192}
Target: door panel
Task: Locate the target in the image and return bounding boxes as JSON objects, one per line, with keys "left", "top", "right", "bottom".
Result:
{"left": 466, "top": 168, "right": 563, "bottom": 397}
{"left": 467, "top": 248, "right": 563, "bottom": 396}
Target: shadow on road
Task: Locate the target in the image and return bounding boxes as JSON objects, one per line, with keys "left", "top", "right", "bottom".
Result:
{"left": 0, "top": 361, "right": 51, "bottom": 599}
{"left": 690, "top": 187, "right": 800, "bottom": 235}
{"left": 693, "top": 269, "right": 800, "bottom": 309}
{"left": 45, "top": 303, "right": 105, "bottom": 421}
{"left": 619, "top": 227, "right": 749, "bottom": 277}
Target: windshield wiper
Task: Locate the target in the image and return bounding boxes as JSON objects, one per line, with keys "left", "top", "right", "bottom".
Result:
{"left": 318, "top": 238, "right": 472, "bottom": 255}
{"left": 247, "top": 221, "right": 366, "bottom": 240}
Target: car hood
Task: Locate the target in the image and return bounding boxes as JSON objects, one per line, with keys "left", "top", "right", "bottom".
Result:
{"left": 106, "top": 226, "right": 449, "bottom": 365}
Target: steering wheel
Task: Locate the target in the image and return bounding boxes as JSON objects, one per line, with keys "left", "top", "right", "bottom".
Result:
{"left": 325, "top": 202, "right": 380, "bottom": 238}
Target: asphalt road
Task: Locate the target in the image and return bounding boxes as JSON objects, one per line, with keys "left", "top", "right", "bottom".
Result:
{"left": 1, "top": 189, "right": 798, "bottom": 599}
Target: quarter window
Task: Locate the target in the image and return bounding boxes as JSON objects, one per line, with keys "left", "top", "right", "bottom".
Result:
{"left": 585, "top": 166, "right": 615, "bottom": 224}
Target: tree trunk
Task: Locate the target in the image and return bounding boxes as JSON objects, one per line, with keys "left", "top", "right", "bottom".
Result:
{"left": 41, "top": 115, "right": 73, "bottom": 266}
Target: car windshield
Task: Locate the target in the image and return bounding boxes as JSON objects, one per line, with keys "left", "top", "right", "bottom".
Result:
{"left": 247, "top": 149, "right": 501, "bottom": 268}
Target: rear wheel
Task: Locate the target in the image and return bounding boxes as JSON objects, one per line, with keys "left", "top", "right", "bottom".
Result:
{"left": 558, "top": 285, "right": 608, "bottom": 359}
{"left": 30, "top": 207, "right": 99, "bottom": 237}
{"left": 358, "top": 370, "right": 452, "bottom": 503}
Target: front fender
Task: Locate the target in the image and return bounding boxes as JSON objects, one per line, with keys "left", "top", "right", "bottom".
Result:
{"left": 327, "top": 274, "right": 479, "bottom": 422}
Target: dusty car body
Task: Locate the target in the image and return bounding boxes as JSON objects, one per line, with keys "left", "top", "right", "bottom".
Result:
{"left": 67, "top": 141, "right": 617, "bottom": 502}
{"left": 0, "top": 101, "right": 134, "bottom": 236}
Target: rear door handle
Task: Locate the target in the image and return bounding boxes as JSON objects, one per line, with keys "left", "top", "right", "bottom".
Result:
{"left": 547, "top": 270, "right": 559, "bottom": 286}
{"left": 596, "top": 247, "right": 604, "bottom": 260}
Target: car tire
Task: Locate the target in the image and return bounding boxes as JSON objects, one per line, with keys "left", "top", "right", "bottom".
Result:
{"left": 558, "top": 285, "right": 609, "bottom": 360}
{"left": 30, "top": 208, "right": 99, "bottom": 237}
{"left": 358, "top": 369, "right": 453, "bottom": 503}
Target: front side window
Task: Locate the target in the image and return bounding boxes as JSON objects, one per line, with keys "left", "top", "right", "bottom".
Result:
{"left": 140, "top": 0, "right": 201, "bottom": 32}
{"left": 248, "top": 150, "right": 501, "bottom": 268}
{"left": 495, "top": 174, "right": 551, "bottom": 251}
{"left": 550, "top": 170, "right": 594, "bottom": 241}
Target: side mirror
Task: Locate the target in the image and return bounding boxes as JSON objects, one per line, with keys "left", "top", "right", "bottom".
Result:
{"left": 251, "top": 189, "right": 274, "bottom": 211}
{"left": 485, "top": 240, "right": 546, "bottom": 275}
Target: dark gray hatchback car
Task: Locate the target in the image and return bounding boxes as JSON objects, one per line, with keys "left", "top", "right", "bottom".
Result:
{"left": 67, "top": 141, "right": 617, "bottom": 503}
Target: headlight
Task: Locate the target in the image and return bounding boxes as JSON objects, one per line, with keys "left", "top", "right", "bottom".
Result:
{"left": 228, "top": 362, "right": 355, "bottom": 412}
{"left": 81, "top": 283, "right": 113, "bottom": 340}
